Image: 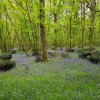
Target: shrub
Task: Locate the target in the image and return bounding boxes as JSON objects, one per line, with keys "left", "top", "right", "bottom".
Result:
{"left": 51, "top": 47, "right": 55, "bottom": 50}
{"left": 12, "top": 49, "right": 16, "bottom": 54}
{"left": 87, "top": 54, "right": 100, "bottom": 64}
{"left": 32, "top": 50, "right": 41, "bottom": 56}
{"left": 77, "top": 47, "right": 95, "bottom": 53}
{"left": 32, "top": 52, "right": 35, "bottom": 56}
{"left": 68, "top": 48, "right": 74, "bottom": 52}
{"left": 77, "top": 48, "right": 84, "bottom": 53}
{"left": 91, "top": 50, "right": 100, "bottom": 56}
{"left": 83, "top": 47, "right": 89, "bottom": 51}
{"left": 11, "top": 48, "right": 19, "bottom": 54}
{"left": 0, "top": 54, "right": 12, "bottom": 60}
{"left": 79, "top": 50, "right": 100, "bottom": 64}
{"left": 58, "top": 48, "right": 63, "bottom": 51}
{"left": 48, "top": 52, "right": 55, "bottom": 58}
{"left": 12, "top": 51, "right": 16, "bottom": 54}
{"left": 35, "top": 54, "right": 42, "bottom": 63}
{"left": 87, "top": 50, "right": 100, "bottom": 64}
{"left": 0, "top": 60, "right": 16, "bottom": 71}
{"left": 79, "top": 51, "right": 92, "bottom": 59}
{"left": 61, "top": 52, "right": 68, "bottom": 58}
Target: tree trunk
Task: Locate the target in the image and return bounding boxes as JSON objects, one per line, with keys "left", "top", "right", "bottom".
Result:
{"left": 89, "top": 0, "right": 96, "bottom": 50}
{"left": 81, "top": 1, "right": 85, "bottom": 49}
{"left": 69, "top": 17, "right": 72, "bottom": 49}
{"left": 53, "top": 0, "right": 58, "bottom": 57}
{"left": 39, "top": 0, "right": 48, "bottom": 61}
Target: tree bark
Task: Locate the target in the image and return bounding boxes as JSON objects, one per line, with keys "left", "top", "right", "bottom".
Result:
{"left": 89, "top": 0, "right": 96, "bottom": 50}
{"left": 39, "top": 0, "right": 48, "bottom": 61}
{"left": 69, "top": 17, "right": 72, "bottom": 49}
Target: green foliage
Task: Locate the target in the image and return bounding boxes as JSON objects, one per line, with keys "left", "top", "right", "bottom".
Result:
{"left": 79, "top": 50, "right": 100, "bottom": 64}
{"left": 87, "top": 50, "right": 100, "bottom": 64}
{"left": 87, "top": 54, "right": 100, "bottom": 64}
{"left": 79, "top": 51, "right": 92, "bottom": 59}
{"left": 68, "top": 48, "right": 75, "bottom": 52}
{"left": 35, "top": 54, "right": 42, "bottom": 63}
{"left": 61, "top": 52, "right": 68, "bottom": 58}
{"left": 48, "top": 51, "right": 55, "bottom": 57}
{"left": 0, "top": 0, "right": 99, "bottom": 53}
{"left": 0, "top": 54, "right": 12, "bottom": 60}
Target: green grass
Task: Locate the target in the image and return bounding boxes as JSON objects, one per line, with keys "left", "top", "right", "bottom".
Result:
{"left": 0, "top": 58, "right": 100, "bottom": 100}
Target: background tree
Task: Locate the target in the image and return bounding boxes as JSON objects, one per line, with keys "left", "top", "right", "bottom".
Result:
{"left": 39, "top": 0, "right": 48, "bottom": 61}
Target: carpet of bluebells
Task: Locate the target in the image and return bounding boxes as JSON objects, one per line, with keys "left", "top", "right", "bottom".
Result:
{"left": 0, "top": 52, "right": 100, "bottom": 100}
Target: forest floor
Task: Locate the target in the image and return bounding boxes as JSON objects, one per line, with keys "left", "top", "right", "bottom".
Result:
{"left": 0, "top": 52, "right": 100, "bottom": 100}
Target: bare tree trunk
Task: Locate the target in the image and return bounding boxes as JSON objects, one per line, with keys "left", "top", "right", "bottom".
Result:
{"left": 39, "top": 0, "right": 48, "bottom": 61}
{"left": 53, "top": 0, "right": 59, "bottom": 57}
{"left": 81, "top": 1, "right": 85, "bottom": 49}
{"left": 69, "top": 17, "right": 72, "bottom": 49}
{"left": 89, "top": 0, "right": 96, "bottom": 50}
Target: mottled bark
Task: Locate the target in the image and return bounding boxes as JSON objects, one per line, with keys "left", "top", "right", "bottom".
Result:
{"left": 40, "top": 0, "right": 48, "bottom": 61}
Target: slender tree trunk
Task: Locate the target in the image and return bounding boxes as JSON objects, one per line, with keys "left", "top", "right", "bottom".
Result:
{"left": 39, "top": 0, "right": 48, "bottom": 61}
{"left": 89, "top": 0, "right": 96, "bottom": 50}
{"left": 80, "top": 1, "right": 86, "bottom": 49}
{"left": 0, "top": 11, "right": 3, "bottom": 53}
{"left": 69, "top": 17, "right": 72, "bottom": 49}
{"left": 53, "top": 0, "right": 58, "bottom": 57}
